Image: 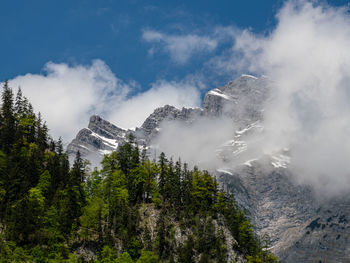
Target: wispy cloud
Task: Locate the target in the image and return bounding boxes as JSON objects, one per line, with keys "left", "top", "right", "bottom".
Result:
{"left": 142, "top": 29, "right": 218, "bottom": 64}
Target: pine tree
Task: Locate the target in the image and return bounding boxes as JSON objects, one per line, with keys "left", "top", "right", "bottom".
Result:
{"left": 60, "top": 151, "right": 86, "bottom": 234}
{"left": 0, "top": 150, "right": 6, "bottom": 221}
{"left": 36, "top": 113, "right": 49, "bottom": 151}
{"left": 173, "top": 159, "right": 182, "bottom": 209}
{"left": 71, "top": 151, "right": 85, "bottom": 185}
{"left": 158, "top": 152, "right": 167, "bottom": 197}
{"left": 14, "top": 87, "right": 24, "bottom": 116}
{"left": 0, "top": 81, "right": 15, "bottom": 154}
{"left": 56, "top": 137, "right": 63, "bottom": 155}
{"left": 117, "top": 141, "right": 139, "bottom": 177}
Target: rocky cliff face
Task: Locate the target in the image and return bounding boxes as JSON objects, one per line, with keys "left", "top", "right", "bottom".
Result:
{"left": 219, "top": 164, "right": 350, "bottom": 263}
{"left": 67, "top": 74, "right": 350, "bottom": 262}
{"left": 67, "top": 115, "right": 128, "bottom": 164}
{"left": 203, "top": 74, "right": 270, "bottom": 126}
{"left": 280, "top": 197, "right": 350, "bottom": 263}
{"left": 135, "top": 105, "right": 203, "bottom": 143}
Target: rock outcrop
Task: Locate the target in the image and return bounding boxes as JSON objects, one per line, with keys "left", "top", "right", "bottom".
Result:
{"left": 135, "top": 105, "right": 203, "bottom": 143}
{"left": 203, "top": 75, "right": 270, "bottom": 126}
{"left": 67, "top": 115, "right": 128, "bottom": 164}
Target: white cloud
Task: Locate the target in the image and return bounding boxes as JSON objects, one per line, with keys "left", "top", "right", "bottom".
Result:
{"left": 108, "top": 79, "right": 201, "bottom": 129}
{"left": 8, "top": 60, "right": 130, "bottom": 143}
{"left": 7, "top": 60, "right": 201, "bottom": 144}
{"left": 225, "top": 0, "right": 350, "bottom": 196}
{"left": 153, "top": 117, "right": 236, "bottom": 170}
{"left": 142, "top": 29, "right": 218, "bottom": 64}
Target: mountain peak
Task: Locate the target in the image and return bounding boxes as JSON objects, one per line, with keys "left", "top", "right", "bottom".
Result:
{"left": 88, "top": 114, "right": 103, "bottom": 124}
{"left": 203, "top": 75, "right": 270, "bottom": 125}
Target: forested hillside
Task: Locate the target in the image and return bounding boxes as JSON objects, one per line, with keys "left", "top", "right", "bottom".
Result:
{"left": 0, "top": 82, "right": 278, "bottom": 262}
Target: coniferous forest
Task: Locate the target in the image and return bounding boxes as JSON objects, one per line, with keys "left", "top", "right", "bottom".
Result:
{"left": 0, "top": 82, "right": 278, "bottom": 262}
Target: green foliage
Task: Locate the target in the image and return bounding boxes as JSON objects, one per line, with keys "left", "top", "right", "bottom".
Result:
{"left": 80, "top": 196, "right": 104, "bottom": 239}
{"left": 37, "top": 170, "right": 51, "bottom": 195}
{"left": 0, "top": 80, "right": 16, "bottom": 154}
{"left": 116, "top": 252, "right": 134, "bottom": 263}
{"left": 190, "top": 170, "right": 217, "bottom": 210}
{"left": 136, "top": 250, "right": 159, "bottom": 263}
{"left": 87, "top": 143, "right": 278, "bottom": 262}
{"left": 126, "top": 237, "right": 142, "bottom": 259}
{"left": 0, "top": 83, "right": 87, "bottom": 259}
{"left": 30, "top": 246, "right": 45, "bottom": 262}
{"left": 246, "top": 252, "right": 280, "bottom": 263}
{"left": 99, "top": 245, "right": 118, "bottom": 263}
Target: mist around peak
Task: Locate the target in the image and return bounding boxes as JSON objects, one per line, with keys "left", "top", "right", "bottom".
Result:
{"left": 150, "top": 0, "right": 350, "bottom": 197}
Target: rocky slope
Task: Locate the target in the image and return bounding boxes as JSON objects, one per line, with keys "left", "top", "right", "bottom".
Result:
{"left": 67, "top": 74, "right": 350, "bottom": 262}
{"left": 67, "top": 105, "right": 204, "bottom": 165}
{"left": 67, "top": 115, "right": 129, "bottom": 165}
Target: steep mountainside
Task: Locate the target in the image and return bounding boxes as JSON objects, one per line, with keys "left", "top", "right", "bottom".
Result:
{"left": 68, "top": 74, "right": 350, "bottom": 262}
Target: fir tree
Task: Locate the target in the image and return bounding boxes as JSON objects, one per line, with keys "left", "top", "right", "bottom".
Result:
{"left": 0, "top": 81, "right": 15, "bottom": 154}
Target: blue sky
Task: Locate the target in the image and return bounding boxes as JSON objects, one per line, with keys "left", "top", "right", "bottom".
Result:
{"left": 2, "top": 0, "right": 349, "bottom": 85}
{"left": 1, "top": 0, "right": 286, "bottom": 86}
{"left": 1, "top": 0, "right": 350, "bottom": 142}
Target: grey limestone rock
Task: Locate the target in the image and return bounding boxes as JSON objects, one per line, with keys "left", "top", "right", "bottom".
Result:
{"left": 280, "top": 198, "right": 350, "bottom": 263}
{"left": 203, "top": 75, "right": 270, "bottom": 127}
{"left": 88, "top": 115, "right": 126, "bottom": 140}
{"left": 136, "top": 105, "right": 203, "bottom": 143}
{"left": 217, "top": 160, "right": 350, "bottom": 263}
{"left": 67, "top": 115, "right": 128, "bottom": 166}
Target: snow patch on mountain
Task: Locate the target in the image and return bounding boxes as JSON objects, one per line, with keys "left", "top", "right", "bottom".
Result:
{"left": 89, "top": 130, "right": 119, "bottom": 149}
{"left": 241, "top": 74, "right": 258, "bottom": 79}
{"left": 208, "top": 88, "right": 235, "bottom": 101}
{"left": 271, "top": 154, "right": 291, "bottom": 169}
